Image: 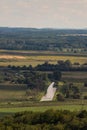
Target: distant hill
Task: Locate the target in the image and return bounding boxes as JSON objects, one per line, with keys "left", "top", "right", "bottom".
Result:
{"left": 0, "top": 27, "right": 87, "bottom": 51}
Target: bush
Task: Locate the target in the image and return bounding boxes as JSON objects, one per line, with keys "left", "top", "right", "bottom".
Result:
{"left": 0, "top": 110, "right": 87, "bottom": 130}
{"left": 84, "top": 96, "right": 87, "bottom": 99}
{"left": 72, "top": 93, "right": 81, "bottom": 99}
{"left": 84, "top": 82, "right": 87, "bottom": 87}
{"left": 56, "top": 93, "right": 65, "bottom": 101}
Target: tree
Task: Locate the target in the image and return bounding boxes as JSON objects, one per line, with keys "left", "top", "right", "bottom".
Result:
{"left": 65, "top": 60, "right": 72, "bottom": 68}
{"left": 84, "top": 82, "right": 87, "bottom": 87}
{"left": 60, "top": 83, "right": 81, "bottom": 99}
{"left": 53, "top": 71, "right": 61, "bottom": 81}
{"left": 56, "top": 93, "right": 65, "bottom": 101}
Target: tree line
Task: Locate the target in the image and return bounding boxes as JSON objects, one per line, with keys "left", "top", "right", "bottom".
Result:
{"left": 8, "top": 60, "right": 87, "bottom": 72}
{"left": 0, "top": 27, "right": 87, "bottom": 51}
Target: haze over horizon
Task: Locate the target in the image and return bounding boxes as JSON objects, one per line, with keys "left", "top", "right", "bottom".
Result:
{"left": 0, "top": 0, "right": 87, "bottom": 29}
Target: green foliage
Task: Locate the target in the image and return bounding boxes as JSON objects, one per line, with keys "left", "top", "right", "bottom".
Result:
{"left": 84, "top": 82, "right": 87, "bottom": 87}
{"left": 56, "top": 93, "right": 65, "bottom": 101}
{"left": 53, "top": 71, "right": 61, "bottom": 81}
{"left": 0, "top": 69, "right": 49, "bottom": 91}
{"left": 0, "top": 110, "right": 87, "bottom": 130}
{"left": 60, "top": 83, "right": 81, "bottom": 99}
{"left": 84, "top": 96, "right": 87, "bottom": 99}
{"left": 0, "top": 28, "right": 87, "bottom": 51}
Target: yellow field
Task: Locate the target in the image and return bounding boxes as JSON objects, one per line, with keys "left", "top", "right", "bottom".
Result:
{"left": 0, "top": 55, "right": 25, "bottom": 59}
{"left": 27, "top": 55, "right": 87, "bottom": 64}
{"left": 0, "top": 51, "right": 87, "bottom": 66}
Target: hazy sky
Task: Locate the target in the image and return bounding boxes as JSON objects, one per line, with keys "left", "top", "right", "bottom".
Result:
{"left": 0, "top": 0, "right": 87, "bottom": 28}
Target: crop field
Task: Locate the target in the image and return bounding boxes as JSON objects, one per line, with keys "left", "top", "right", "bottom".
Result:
{"left": 0, "top": 105, "right": 84, "bottom": 113}
{"left": 62, "top": 71, "right": 87, "bottom": 82}
{"left": 0, "top": 50, "right": 87, "bottom": 66}
{"left": 0, "top": 90, "right": 26, "bottom": 101}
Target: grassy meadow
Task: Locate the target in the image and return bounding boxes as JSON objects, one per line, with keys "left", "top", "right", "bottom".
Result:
{"left": 0, "top": 105, "right": 87, "bottom": 114}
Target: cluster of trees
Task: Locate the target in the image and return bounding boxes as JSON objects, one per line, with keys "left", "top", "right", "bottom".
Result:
{"left": 0, "top": 110, "right": 87, "bottom": 130}
{"left": 35, "top": 61, "right": 87, "bottom": 71}
{"left": 0, "top": 27, "right": 87, "bottom": 51}
{"left": 0, "top": 69, "right": 61, "bottom": 91}
{"left": 57, "top": 83, "right": 81, "bottom": 101}
{"left": 35, "top": 60, "right": 72, "bottom": 71}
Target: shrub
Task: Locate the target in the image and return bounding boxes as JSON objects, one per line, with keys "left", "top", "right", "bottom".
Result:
{"left": 56, "top": 93, "right": 65, "bottom": 101}
{"left": 84, "top": 96, "right": 87, "bottom": 99}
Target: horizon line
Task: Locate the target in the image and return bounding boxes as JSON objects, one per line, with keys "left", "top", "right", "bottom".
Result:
{"left": 0, "top": 26, "right": 87, "bottom": 30}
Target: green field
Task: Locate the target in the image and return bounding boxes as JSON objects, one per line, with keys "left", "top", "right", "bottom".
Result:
{"left": 0, "top": 104, "right": 87, "bottom": 117}
{"left": 0, "top": 105, "right": 87, "bottom": 113}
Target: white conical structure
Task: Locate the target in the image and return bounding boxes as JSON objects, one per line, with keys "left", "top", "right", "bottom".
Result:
{"left": 40, "top": 82, "right": 56, "bottom": 101}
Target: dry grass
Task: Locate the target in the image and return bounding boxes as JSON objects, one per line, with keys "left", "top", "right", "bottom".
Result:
{"left": 0, "top": 55, "right": 26, "bottom": 59}
{"left": 26, "top": 55, "right": 87, "bottom": 64}
{"left": 0, "top": 50, "right": 87, "bottom": 66}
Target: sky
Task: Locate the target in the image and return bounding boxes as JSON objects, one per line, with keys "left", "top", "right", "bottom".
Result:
{"left": 0, "top": 0, "right": 87, "bottom": 28}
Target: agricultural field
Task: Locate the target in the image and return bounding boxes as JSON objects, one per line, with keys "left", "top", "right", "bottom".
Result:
{"left": 0, "top": 98, "right": 87, "bottom": 118}
{"left": 0, "top": 104, "right": 87, "bottom": 114}
{"left": 0, "top": 90, "right": 26, "bottom": 101}
{"left": 0, "top": 50, "right": 87, "bottom": 66}
{"left": 0, "top": 99, "right": 87, "bottom": 117}
{"left": 62, "top": 71, "right": 87, "bottom": 82}
{"left": 0, "top": 50, "right": 87, "bottom": 117}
